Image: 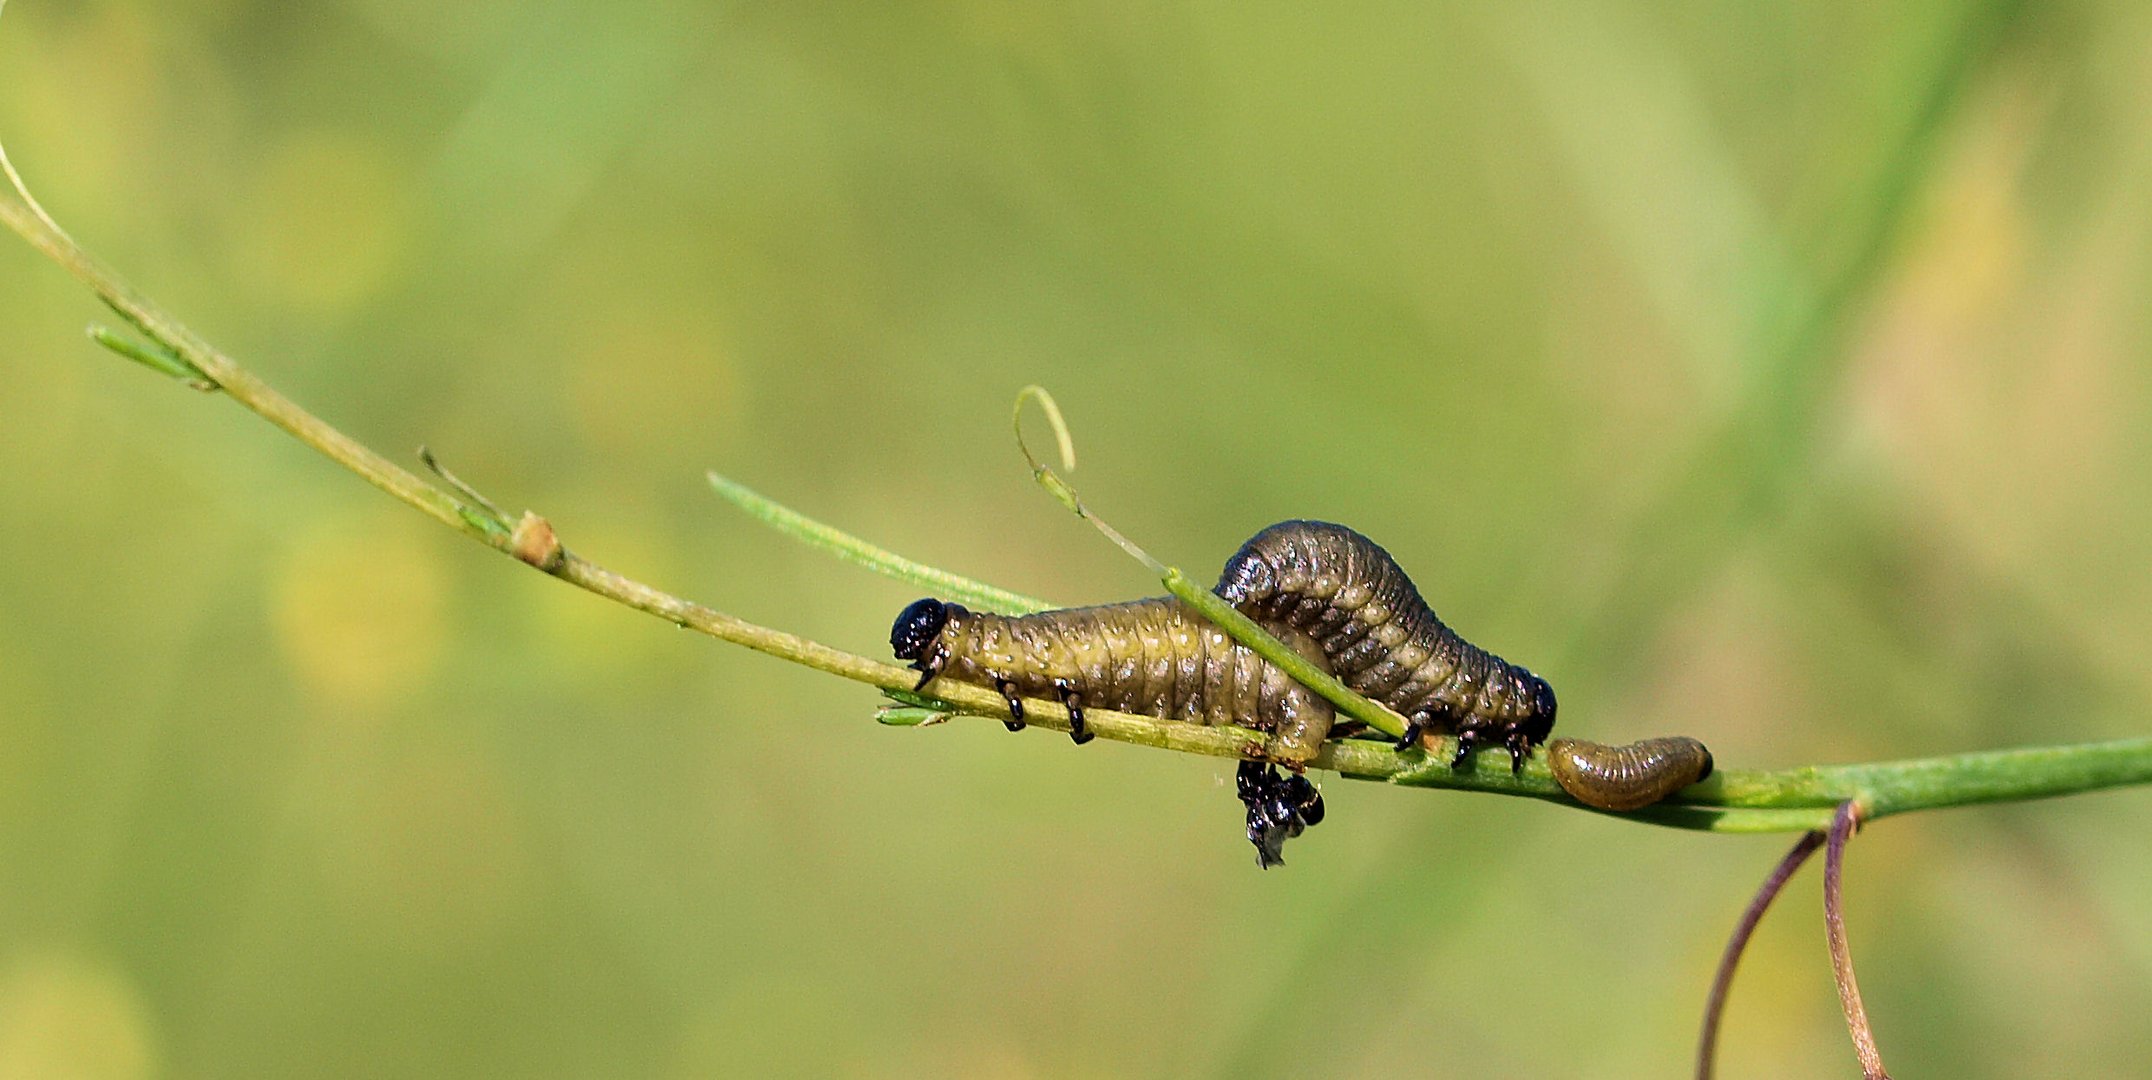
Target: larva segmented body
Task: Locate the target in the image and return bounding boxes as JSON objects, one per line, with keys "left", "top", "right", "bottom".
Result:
{"left": 1215, "top": 520, "right": 1556, "bottom": 772}
{"left": 891, "top": 595, "right": 1338, "bottom": 867}
{"left": 891, "top": 595, "right": 1338, "bottom": 764}
{"left": 1546, "top": 737, "right": 1714, "bottom": 811}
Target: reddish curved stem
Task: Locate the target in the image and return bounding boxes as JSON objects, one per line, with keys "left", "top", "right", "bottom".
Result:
{"left": 1826, "top": 801, "right": 1889, "bottom": 1079}
{"left": 1695, "top": 830, "right": 1825, "bottom": 1080}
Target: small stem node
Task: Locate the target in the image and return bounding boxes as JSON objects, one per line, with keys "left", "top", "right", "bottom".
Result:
{"left": 510, "top": 511, "right": 565, "bottom": 572}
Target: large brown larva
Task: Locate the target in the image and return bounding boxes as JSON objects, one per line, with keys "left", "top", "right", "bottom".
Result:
{"left": 1215, "top": 520, "right": 1557, "bottom": 773}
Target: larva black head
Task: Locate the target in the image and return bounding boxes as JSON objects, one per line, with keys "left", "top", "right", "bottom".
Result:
{"left": 1693, "top": 745, "right": 1715, "bottom": 783}
{"left": 1520, "top": 670, "right": 1558, "bottom": 743}
{"left": 890, "top": 598, "right": 955, "bottom": 660}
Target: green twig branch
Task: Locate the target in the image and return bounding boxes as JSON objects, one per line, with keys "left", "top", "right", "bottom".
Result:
{"left": 6, "top": 135, "right": 2152, "bottom": 836}
{"left": 707, "top": 470, "right": 1052, "bottom": 616}
{"left": 1011, "top": 386, "right": 1414, "bottom": 742}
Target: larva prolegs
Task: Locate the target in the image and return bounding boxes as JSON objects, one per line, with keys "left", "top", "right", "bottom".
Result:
{"left": 1055, "top": 681, "right": 1093, "bottom": 745}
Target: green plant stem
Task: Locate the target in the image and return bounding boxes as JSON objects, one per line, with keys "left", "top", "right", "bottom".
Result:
{"left": 1668, "top": 737, "right": 2152, "bottom": 820}
{"left": 1823, "top": 738, "right": 2152, "bottom": 820}
{"left": 7, "top": 186, "right": 2151, "bottom": 834}
{"left": 706, "top": 471, "right": 1052, "bottom": 615}
{"left": 1008, "top": 387, "right": 1413, "bottom": 741}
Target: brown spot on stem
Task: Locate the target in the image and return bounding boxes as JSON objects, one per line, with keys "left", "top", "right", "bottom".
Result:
{"left": 510, "top": 512, "right": 564, "bottom": 571}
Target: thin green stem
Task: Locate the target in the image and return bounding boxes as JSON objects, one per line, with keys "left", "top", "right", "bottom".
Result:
{"left": 1677, "top": 737, "right": 2152, "bottom": 818}
{"left": 706, "top": 470, "right": 1051, "bottom": 615}
{"left": 1009, "top": 387, "right": 1412, "bottom": 740}
{"left": 1825, "top": 738, "right": 2152, "bottom": 821}
{"left": 1012, "top": 385, "right": 1166, "bottom": 574}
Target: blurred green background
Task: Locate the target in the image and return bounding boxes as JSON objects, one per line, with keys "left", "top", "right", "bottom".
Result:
{"left": 3, "top": 0, "right": 2150, "bottom": 1076}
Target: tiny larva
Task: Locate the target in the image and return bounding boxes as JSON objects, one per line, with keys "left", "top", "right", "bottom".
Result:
{"left": 1547, "top": 736, "right": 1715, "bottom": 811}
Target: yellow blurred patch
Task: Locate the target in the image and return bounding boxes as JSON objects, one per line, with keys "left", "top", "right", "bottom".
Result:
{"left": 225, "top": 130, "right": 412, "bottom": 314}
{"left": 672, "top": 977, "right": 1042, "bottom": 1080}
{"left": 271, "top": 513, "right": 449, "bottom": 709}
{"left": 0, "top": 952, "right": 157, "bottom": 1080}
{"left": 1900, "top": 84, "right": 2037, "bottom": 323}
{"left": 9, "top": 8, "right": 159, "bottom": 216}
{"left": 1705, "top": 925, "right": 1840, "bottom": 1073}
{"left": 0, "top": 646, "right": 52, "bottom": 821}
{"left": 563, "top": 310, "right": 742, "bottom": 463}
{"left": 305, "top": 739, "right": 533, "bottom": 947}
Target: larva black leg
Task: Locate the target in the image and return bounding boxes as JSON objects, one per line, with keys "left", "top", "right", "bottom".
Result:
{"left": 1056, "top": 681, "right": 1093, "bottom": 745}
{"left": 1237, "top": 761, "right": 1288, "bottom": 868}
{"left": 1282, "top": 772, "right": 1323, "bottom": 826}
{"left": 1450, "top": 728, "right": 1482, "bottom": 771}
{"left": 1248, "top": 818, "right": 1288, "bottom": 868}
{"left": 1248, "top": 798, "right": 1292, "bottom": 869}
{"left": 993, "top": 677, "right": 1026, "bottom": 732}
{"left": 1394, "top": 716, "right": 1426, "bottom": 753}
{"left": 1504, "top": 727, "right": 1536, "bottom": 775}
{"left": 909, "top": 649, "right": 945, "bottom": 692}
